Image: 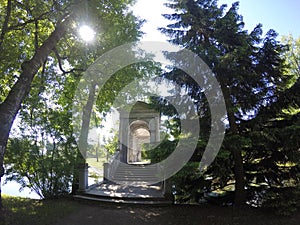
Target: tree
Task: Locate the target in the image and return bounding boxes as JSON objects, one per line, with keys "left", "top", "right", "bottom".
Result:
{"left": 281, "top": 35, "right": 300, "bottom": 88}
{"left": 0, "top": 1, "right": 71, "bottom": 207}
{"left": 161, "top": 0, "right": 287, "bottom": 205}
{"left": 0, "top": 0, "right": 142, "bottom": 207}
{"left": 240, "top": 35, "right": 300, "bottom": 214}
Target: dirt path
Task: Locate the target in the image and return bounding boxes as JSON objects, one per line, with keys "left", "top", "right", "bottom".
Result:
{"left": 53, "top": 201, "right": 300, "bottom": 225}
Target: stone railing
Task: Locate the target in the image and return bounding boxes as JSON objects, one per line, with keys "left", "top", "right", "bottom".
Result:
{"left": 104, "top": 150, "right": 120, "bottom": 181}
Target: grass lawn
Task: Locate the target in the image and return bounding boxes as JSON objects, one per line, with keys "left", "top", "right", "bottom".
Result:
{"left": 86, "top": 157, "right": 105, "bottom": 169}
{"left": 0, "top": 195, "right": 80, "bottom": 225}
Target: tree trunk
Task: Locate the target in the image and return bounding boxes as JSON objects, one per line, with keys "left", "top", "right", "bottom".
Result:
{"left": 73, "top": 82, "right": 97, "bottom": 193}
{"left": 231, "top": 143, "right": 246, "bottom": 205}
{"left": 78, "top": 82, "right": 97, "bottom": 159}
{"left": 222, "top": 85, "right": 246, "bottom": 206}
{"left": 0, "top": 144, "right": 6, "bottom": 208}
{"left": 0, "top": 15, "right": 72, "bottom": 208}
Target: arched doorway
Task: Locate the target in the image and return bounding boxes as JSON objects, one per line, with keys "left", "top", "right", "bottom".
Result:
{"left": 118, "top": 101, "right": 160, "bottom": 163}
{"left": 128, "top": 120, "right": 150, "bottom": 163}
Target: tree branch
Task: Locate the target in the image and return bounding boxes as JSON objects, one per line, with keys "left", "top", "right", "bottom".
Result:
{"left": 34, "top": 20, "right": 39, "bottom": 52}
{"left": 0, "top": 14, "right": 73, "bottom": 144}
{"left": 291, "top": 51, "right": 300, "bottom": 77}
{"left": 53, "top": 47, "right": 85, "bottom": 75}
{"left": 7, "top": 10, "right": 52, "bottom": 31}
{"left": 0, "top": 0, "right": 12, "bottom": 49}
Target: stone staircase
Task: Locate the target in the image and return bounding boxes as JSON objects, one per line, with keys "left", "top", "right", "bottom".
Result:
{"left": 74, "top": 162, "right": 171, "bottom": 205}
{"left": 73, "top": 154, "right": 173, "bottom": 205}
{"left": 108, "top": 162, "right": 163, "bottom": 185}
{"left": 74, "top": 180, "right": 172, "bottom": 205}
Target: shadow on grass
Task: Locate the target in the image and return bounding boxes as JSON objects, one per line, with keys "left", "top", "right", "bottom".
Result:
{"left": 1, "top": 195, "right": 300, "bottom": 225}
{"left": 1, "top": 195, "right": 80, "bottom": 225}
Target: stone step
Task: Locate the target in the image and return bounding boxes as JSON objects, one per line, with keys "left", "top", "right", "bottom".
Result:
{"left": 111, "top": 178, "right": 160, "bottom": 183}
{"left": 109, "top": 165, "right": 162, "bottom": 183}
{"left": 112, "top": 170, "right": 160, "bottom": 177}
{"left": 112, "top": 173, "right": 159, "bottom": 178}
{"left": 111, "top": 174, "right": 160, "bottom": 180}
{"left": 74, "top": 194, "right": 172, "bottom": 205}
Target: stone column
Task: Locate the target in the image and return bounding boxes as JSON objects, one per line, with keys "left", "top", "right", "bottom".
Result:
{"left": 163, "top": 178, "right": 174, "bottom": 202}
{"left": 148, "top": 116, "right": 160, "bottom": 145}
{"left": 149, "top": 118, "right": 156, "bottom": 144}
{"left": 78, "top": 163, "right": 88, "bottom": 192}
{"left": 155, "top": 116, "right": 160, "bottom": 142}
{"left": 119, "top": 113, "right": 129, "bottom": 163}
{"left": 103, "top": 162, "right": 109, "bottom": 181}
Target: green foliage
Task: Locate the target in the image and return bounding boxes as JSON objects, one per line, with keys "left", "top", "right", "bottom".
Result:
{"left": 162, "top": 0, "right": 287, "bottom": 117}
{"left": 0, "top": 0, "right": 144, "bottom": 106}
{"left": 242, "top": 59, "right": 300, "bottom": 191}
{"left": 95, "top": 62, "right": 161, "bottom": 114}
{"left": 104, "top": 132, "right": 119, "bottom": 156}
{"left": 160, "top": 0, "right": 300, "bottom": 209}
{"left": 0, "top": 0, "right": 66, "bottom": 102}
{"left": 261, "top": 186, "right": 300, "bottom": 216}
{"left": 1, "top": 0, "right": 300, "bottom": 214}
{"left": 281, "top": 35, "right": 300, "bottom": 88}
{"left": 243, "top": 107, "right": 300, "bottom": 207}
{"left": 171, "top": 162, "right": 206, "bottom": 204}
{"left": 241, "top": 60, "right": 300, "bottom": 211}
{"left": 148, "top": 138, "right": 210, "bottom": 203}
{"left": 148, "top": 139, "right": 178, "bottom": 163}
{"left": 2, "top": 46, "right": 79, "bottom": 198}
{"left": 5, "top": 135, "right": 76, "bottom": 199}
{"left": 0, "top": 0, "right": 147, "bottom": 199}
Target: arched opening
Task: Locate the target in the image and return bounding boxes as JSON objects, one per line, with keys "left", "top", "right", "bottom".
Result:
{"left": 128, "top": 120, "right": 150, "bottom": 163}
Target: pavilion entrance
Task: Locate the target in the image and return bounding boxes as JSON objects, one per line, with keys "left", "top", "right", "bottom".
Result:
{"left": 76, "top": 101, "right": 172, "bottom": 204}
{"left": 128, "top": 120, "right": 150, "bottom": 163}
{"left": 118, "top": 101, "right": 160, "bottom": 164}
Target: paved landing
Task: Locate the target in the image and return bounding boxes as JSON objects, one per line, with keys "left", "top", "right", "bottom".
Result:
{"left": 86, "top": 181, "right": 164, "bottom": 199}
{"left": 74, "top": 181, "right": 171, "bottom": 204}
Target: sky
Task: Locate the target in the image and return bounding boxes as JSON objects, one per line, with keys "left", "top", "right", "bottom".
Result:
{"left": 132, "top": 0, "right": 300, "bottom": 41}
{"left": 218, "top": 0, "right": 300, "bottom": 37}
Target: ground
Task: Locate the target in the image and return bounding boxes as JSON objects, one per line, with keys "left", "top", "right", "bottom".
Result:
{"left": 54, "top": 202, "right": 300, "bottom": 225}
{"left": 1, "top": 195, "right": 300, "bottom": 225}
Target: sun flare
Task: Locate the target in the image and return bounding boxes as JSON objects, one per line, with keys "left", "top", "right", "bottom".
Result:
{"left": 79, "top": 25, "right": 95, "bottom": 42}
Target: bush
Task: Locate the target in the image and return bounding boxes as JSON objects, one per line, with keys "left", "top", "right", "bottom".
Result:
{"left": 5, "top": 137, "right": 76, "bottom": 199}
{"left": 261, "top": 186, "right": 300, "bottom": 216}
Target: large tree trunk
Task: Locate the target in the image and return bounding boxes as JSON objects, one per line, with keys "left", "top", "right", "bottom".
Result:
{"left": 72, "top": 82, "right": 97, "bottom": 193}
{"left": 0, "top": 15, "right": 72, "bottom": 208}
{"left": 227, "top": 111, "right": 246, "bottom": 206}
{"left": 222, "top": 85, "right": 246, "bottom": 206}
